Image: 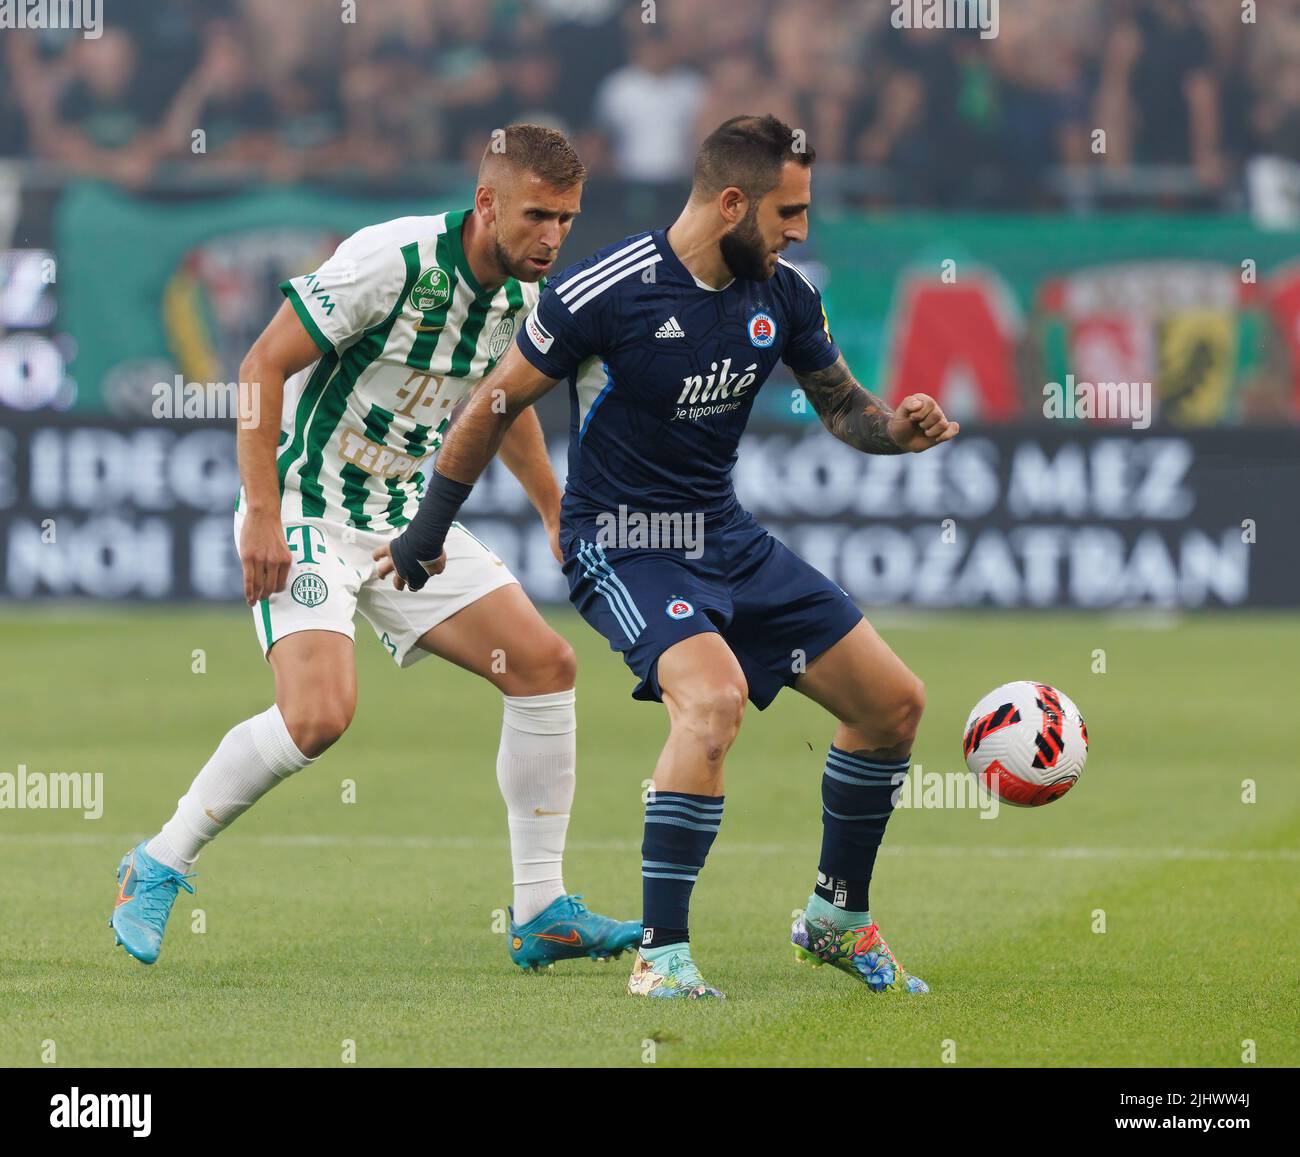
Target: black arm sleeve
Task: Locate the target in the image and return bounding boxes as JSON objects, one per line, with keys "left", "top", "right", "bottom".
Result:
{"left": 387, "top": 469, "right": 475, "bottom": 591}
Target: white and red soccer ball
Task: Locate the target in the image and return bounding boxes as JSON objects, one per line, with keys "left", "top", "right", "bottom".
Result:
{"left": 963, "top": 681, "right": 1089, "bottom": 807}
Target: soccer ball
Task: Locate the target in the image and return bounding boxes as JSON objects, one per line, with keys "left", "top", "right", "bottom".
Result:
{"left": 962, "top": 681, "right": 1088, "bottom": 807}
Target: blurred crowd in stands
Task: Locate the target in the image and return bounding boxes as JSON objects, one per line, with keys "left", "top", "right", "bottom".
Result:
{"left": 1, "top": 0, "right": 1298, "bottom": 206}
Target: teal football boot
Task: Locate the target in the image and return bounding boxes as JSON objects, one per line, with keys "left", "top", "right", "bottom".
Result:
{"left": 508, "top": 894, "right": 641, "bottom": 971}
{"left": 109, "top": 842, "right": 195, "bottom": 965}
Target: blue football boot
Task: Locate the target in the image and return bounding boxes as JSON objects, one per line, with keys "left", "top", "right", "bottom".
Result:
{"left": 109, "top": 842, "right": 195, "bottom": 964}
{"left": 508, "top": 894, "right": 641, "bottom": 971}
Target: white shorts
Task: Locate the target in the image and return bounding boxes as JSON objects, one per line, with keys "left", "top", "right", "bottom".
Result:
{"left": 234, "top": 510, "right": 519, "bottom": 668}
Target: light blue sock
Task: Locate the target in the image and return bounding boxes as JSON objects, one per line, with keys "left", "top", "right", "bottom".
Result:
{"left": 642, "top": 940, "right": 690, "bottom": 963}
{"left": 807, "top": 891, "right": 870, "bottom": 930}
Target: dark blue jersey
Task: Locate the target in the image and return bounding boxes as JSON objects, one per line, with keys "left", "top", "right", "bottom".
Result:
{"left": 515, "top": 228, "right": 840, "bottom": 527}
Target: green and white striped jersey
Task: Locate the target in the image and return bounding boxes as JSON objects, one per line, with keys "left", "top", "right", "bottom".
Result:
{"left": 245, "top": 209, "right": 540, "bottom": 532}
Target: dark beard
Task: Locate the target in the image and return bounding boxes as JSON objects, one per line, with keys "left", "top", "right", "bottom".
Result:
{"left": 489, "top": 229, "right": 548, "bottom": 284}
{"left": 719, "top": 208, "right": 773, "bottom": 281}
{"left": 492, "top": 235, "right": 529, "bottom": 283}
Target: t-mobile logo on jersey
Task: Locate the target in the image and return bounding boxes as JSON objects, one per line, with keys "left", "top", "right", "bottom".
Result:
{"left": 673, "top": 358, "right": 759, "bottom": 422}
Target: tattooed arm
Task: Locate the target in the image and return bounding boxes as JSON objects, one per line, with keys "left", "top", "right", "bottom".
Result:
{"left": 793, "top": 355, "right": 959, "bottom": 454}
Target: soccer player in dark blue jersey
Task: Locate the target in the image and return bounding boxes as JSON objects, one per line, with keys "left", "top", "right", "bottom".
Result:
{"left": 378, "top": 115, "right": 959, "bottom": 999}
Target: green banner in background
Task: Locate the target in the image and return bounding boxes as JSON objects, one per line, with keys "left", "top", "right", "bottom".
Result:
{"left": 56, "top": 182, "right": 467, "bottom": 412}
{"left": 57, "top": 184, "right": 1300, "bottom": 425}
{"left": 815, "top": 213, "right": 1300, "bottom": 425}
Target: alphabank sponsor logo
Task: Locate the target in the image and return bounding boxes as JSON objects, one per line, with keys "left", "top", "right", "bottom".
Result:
{"left": 0, "top": 0, "right": 102, "bottom": 39}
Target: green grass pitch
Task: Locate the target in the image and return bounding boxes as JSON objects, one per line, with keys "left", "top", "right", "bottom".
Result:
{"left": 1, "top": 608, "right": 1296, "bottom": 1067}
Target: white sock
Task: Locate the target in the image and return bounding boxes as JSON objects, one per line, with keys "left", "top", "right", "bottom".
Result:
{"left": 496, "top": 689, "right": 576, "bottom": 924}
{"left": 146, "top": 705, "right": 314, "bottom": 871}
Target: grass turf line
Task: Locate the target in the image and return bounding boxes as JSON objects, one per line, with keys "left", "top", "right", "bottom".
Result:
{"left": 0, "top": 609, "right": 1295, "bottom": 1066}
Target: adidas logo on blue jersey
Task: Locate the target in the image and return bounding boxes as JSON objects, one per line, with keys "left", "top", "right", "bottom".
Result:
{"left": 655, "top": 316, "right": 685, "bottom": 339}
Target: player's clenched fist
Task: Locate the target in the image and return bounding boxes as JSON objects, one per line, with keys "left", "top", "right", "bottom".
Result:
{"left": 240, "top": 511, "right": 293, "bottom": 606}
{"left": 888, "top": 394, "right": 960, "bottom": 452}
{"left": 372, "top": 542, "right": 447, "bottom": 591}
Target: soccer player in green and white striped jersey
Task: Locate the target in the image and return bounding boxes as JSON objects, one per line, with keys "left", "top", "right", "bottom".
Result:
{"left": 109, "top": 126, "right": 641, "bottom": 971}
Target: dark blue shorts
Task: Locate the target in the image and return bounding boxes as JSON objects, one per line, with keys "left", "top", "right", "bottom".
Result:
{"left": 561, "top": 507, "right": 863, "bottom": 710}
